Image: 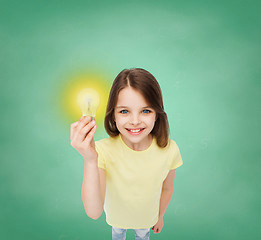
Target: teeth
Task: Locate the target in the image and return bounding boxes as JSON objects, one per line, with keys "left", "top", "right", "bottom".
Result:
{"left": 129, "top": 129, "right": 143, "bottom": 133}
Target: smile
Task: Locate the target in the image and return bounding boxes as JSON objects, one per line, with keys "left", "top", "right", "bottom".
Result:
{"left": 126, "top": 128, "right": 145, "bottom": 134}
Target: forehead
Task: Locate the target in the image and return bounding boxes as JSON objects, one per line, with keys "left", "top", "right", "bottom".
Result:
{"left": 116, "top": 87, "right": 149, "bottom": 106}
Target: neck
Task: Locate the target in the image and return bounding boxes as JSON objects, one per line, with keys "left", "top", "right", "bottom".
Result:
{"left": 121, "top": 134, "right": 153, "bottom": 151}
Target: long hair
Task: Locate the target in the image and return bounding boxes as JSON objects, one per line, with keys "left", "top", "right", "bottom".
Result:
{"left": 104, "top": 68, "right": 170, "bottom": 148}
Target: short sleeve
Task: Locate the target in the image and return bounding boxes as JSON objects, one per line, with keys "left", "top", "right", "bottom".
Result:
{"left": 169, "top": 141, "right": 183, "bottom": 170}
{"left": 95, "top": 141, "right": 106, "bottom": 170}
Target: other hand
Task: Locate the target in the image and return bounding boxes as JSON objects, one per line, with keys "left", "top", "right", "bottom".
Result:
{"left": 151, "top": 216, "right": 164, "bottom": 234}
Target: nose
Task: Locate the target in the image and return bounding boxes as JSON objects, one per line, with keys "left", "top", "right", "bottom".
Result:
{"left": 129, "top": 113, "right": 141, "bottom": 125}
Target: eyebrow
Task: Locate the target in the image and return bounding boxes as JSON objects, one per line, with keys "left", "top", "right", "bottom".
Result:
{"left": 115, "top": 106, "right": 152, "bottom": 109}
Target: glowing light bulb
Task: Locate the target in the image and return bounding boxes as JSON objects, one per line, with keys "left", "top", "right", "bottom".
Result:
{"left": 77, "top": 88, "right": 100, "bottom": 119}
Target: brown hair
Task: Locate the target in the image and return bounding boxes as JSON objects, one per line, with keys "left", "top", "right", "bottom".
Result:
{"left": 104, "top": 68, "right": 170, "bottom": 148}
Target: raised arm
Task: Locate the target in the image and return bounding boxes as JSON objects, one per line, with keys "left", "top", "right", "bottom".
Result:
{"left": 70, "top": 116, "right": 105, "bottom": 219}
{"left": 81, "top": 161, "right": 106, "bottom": 219}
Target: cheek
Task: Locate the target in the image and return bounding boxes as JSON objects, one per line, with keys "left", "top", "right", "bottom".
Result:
{"left": 150, "top": 120, "right": 156, "bottom": 128}
{"left": 114, "top": 120, "right": 123, "bottom": 132}
{"left": 151, "top": 113, "right": 157, "bottom": 122}
{"left": 144, "top": 116, "right": 156, "bottom": 127}
{"left": 114, "top": 115, "right": 127, "bottom": 126}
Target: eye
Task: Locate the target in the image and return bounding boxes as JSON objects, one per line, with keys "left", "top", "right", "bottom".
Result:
{"left": 142, "top": 109, "right": 151, "bottom": 114}
{"left": 120, "top": 110, "right": 128, "bottom": 114}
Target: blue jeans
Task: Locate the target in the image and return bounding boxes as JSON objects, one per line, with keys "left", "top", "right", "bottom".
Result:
{"left": 112, "top": 226, "right": 150, "bottom": 240}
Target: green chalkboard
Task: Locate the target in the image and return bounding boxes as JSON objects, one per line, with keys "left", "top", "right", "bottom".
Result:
{"left": 1, "top": 0, "right": 260, "bottom": 239}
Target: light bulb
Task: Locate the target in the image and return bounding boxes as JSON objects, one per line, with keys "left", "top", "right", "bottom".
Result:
{"left": 77, "top": 88, "right": 100, "bottom": 119}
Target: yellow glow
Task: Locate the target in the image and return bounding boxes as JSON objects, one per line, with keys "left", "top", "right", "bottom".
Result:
{"left": 77, "top": 88, "right": 100, "bottom": 117}
{"left": 58, "top": 72, "right": 111, "bottom": 125}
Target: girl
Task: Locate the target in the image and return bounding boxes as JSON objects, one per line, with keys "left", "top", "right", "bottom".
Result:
{"left": 70, "top": 68, "right": 183, "bottom": 240}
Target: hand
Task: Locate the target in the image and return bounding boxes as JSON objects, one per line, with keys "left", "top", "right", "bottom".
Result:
{"left": 151, "top": 216, "right": 164, "bottom": 234}
{"left": 70, "top": 116, "right": 98, "bottom": 161}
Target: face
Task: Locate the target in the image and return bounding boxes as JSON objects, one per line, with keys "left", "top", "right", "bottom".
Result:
{"left": 114, "top": 87, "right": 157, "bottom": 150}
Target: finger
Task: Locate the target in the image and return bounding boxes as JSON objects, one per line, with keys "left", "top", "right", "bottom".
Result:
{"left": 77, "top": 120, "right": 96, "bottom": 142}
{"left": 72, "top": 116, "right": 91, "bottom": 141}
{"left": 77, "top": 116, "right": 92, "bottom": 131}
{"left": 71, "top": 118, "right": 92, "bottom": 143}
{"left": 70, "top": 121, "right": 79, "bottom": 141}
{"left": 83, "top": 123, "right": 97, "bottom": 145}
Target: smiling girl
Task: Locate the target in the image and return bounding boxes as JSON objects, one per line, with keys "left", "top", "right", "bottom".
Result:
{"left": 70, "top": 68, "right": 183, "bottom": 240}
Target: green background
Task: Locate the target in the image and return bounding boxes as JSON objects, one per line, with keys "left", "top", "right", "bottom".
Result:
{"left": 1, "top": 0, "right": 260, "bottom": 239}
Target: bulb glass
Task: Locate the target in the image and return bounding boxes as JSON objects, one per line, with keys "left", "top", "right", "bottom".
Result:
{"left": 77, "top": 88, "right": 100, "bottom": 117}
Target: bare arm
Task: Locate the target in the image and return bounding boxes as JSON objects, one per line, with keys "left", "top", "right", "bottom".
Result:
{"left": 70, "top": 116, "right": 106, "bottom": 220}
{"left": 81, "top": 161, "right": 106, "bottom": 219}
{"left": 159, "top": 169, "right": 176, "bottom": 218}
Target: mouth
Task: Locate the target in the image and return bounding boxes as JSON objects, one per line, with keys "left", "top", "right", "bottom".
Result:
{"left": 126, "top": 128, "right": 145, "bottom": 134}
